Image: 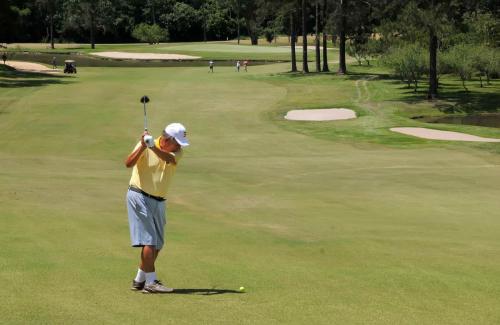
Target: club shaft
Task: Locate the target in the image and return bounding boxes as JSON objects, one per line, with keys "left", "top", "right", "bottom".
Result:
{"left": 143, "top": 102, "right": 148, "bottom": 131}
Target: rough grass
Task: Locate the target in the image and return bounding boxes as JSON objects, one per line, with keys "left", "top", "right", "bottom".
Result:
{"left": 0, "top": 62, "right": 499, "bottom": 324}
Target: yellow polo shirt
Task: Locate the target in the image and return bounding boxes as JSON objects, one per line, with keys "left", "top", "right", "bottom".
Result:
{"left": 129, "top": 138, "right": 183, "bottom": 198}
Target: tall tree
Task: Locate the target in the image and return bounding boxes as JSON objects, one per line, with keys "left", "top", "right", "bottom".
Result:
{"left": 290, "top": 10, "right": 298, "bottom": 72}
{"left": 36, "top": 0, "right": 59, "bottom": 49}
{"left": 240, "top": 0, "right": 263, "bottom": 45}
{"left": 337, "top": 0, "right": 346, "bottom": 74}
{"left": 302, "top": 0, "right": 309, "bottom": 73}
{"left": 63, "top": 0, "right": 115, "bottom": 49}
{"left": 315, "top": 0, "right": 321, "bottom": 72}
{"left": 321, "top": 0, "right": 329, "bottom": 72}
{"left": 376, "top": 0, "right": 481, "bottom": 99}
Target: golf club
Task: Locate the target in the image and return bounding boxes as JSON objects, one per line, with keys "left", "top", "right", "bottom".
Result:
{"left": 140, "top": 95, "right": 154, "bottom": 147}
{"left": 140, "top": 95, "right": 150, "bottom": 131}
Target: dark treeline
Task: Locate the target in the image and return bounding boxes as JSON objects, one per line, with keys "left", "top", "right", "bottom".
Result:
{"left": 1, "top": 0, "right": 499, "bottom": 98}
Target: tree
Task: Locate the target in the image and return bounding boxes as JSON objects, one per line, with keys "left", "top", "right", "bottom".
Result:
{"left": 290, "top": 7, "right": 298, "bottom": 72}
{"left": 337, "top": 0, "right": 347, "bottom": 74}
{"left": 240, "top": 0, "right": 263, "bottom": 45}
{"left": 471, "top": 46, "right": 499, "bottom": 87}
{"left": 36, "top": 0, "right": 59, "bottom": 49}
{"left": 445, "top": 43, "right": 475, "bottom": 92}
{"left": 132, "top": 23, "right": 168, "bottom": 44}
{"left": 314, "top": 0, "right": 321, "bottom": 72}
{"left": 301, "top": 0, "right": 309, "bottom": 73}
{"left": 384, "top": 44, "right": 427, "bottom": 92}
{"left": 321, "top": 0, "right": 329, "bottom": 72}
{"left": 0, "top": 1, "right": 32, "bottom": 44}
{"left": 160, "top": 2, "right": 200, "bottom": 42}
{"left": 63, "top": 0, "right": 115, "bottom": 49}
{"left": 377, "top": 0, "right": 477, "bottom": 99}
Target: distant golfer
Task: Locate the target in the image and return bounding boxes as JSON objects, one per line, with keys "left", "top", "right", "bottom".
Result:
{"left": 2, "top": 53, "right": 6, "bottom": 65}
{"left": 243, "top": 60, "right": 248, "bottom": 72}
{"left": 125, "top": 123, "right": 189, "bottom": 294}
{"left": 52, "top": 56, "right": 57, "bottom": 69}
{"left": 209, "top": 60, "right": 214, "bottom": 72}
{"left": 236, "top": 60, "right": 240, "bottom": 72}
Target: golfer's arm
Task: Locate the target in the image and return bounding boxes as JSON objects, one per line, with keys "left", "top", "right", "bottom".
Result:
{"left": 150, "top": 146, "right": 177, "bottom": 164}
{"left": 125, "top": 145, "right": 146, "bottom": 168}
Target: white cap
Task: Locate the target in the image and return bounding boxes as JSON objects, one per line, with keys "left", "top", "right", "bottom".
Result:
{"left": 164, "top": 123, "right": 189, "bottom": 147}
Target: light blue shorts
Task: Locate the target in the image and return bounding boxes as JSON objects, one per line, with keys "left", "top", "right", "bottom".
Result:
{"left": 126, "top": 189, "right": 167, "bottom": 250}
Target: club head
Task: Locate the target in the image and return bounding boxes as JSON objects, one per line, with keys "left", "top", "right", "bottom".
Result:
{"left": 140, "top": 95, "right": 150, "bottom": 104}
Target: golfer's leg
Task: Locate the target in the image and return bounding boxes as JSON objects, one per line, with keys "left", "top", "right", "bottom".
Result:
{"left": 153, "top": 249, "right": 160, "bottom": 262}
{"left": 140, "top": 245, "right": 156, "bottom": 272}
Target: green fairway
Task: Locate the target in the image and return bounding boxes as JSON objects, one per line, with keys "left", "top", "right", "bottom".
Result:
{"left": 5, "top": 41, "right": 324, "bottom": 61}
{"left": 0, "top": 62, "right": 499, "bottom": 324}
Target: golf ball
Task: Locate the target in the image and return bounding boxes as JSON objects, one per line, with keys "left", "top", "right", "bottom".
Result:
{"left": 239, "top": 286, "right": 245, "bottom": 292}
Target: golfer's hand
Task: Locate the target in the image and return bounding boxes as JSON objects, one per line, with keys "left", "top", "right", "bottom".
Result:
{"left": 140, "top": 131, "right": 150, "bottom": 148}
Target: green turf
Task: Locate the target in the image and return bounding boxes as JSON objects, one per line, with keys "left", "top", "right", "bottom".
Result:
{"left": 4, "top": 41, "right": 329, "bottom": 61}
{"left": 0, "top": 62, "right": 499, "bottom": 324}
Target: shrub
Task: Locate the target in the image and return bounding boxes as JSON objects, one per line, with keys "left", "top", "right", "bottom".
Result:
{"left": 383, "top": 44, "right": 427, "bottom": 92}
{"left": 132, "top": 24, "right": 168, "bottom": 44}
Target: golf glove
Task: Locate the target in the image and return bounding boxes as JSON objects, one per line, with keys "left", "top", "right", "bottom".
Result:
{"left": 144, "top": 135, "right": 155, "bottom": 148}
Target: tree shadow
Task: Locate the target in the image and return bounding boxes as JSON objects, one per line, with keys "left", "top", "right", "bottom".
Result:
{"left": 0, "top": 67, "right": 71, "bottom": 88}
{"left": 171, "top": 288, "right": 242, "bottom": 295}
{"left": 395, "top": 82, "right": 500, "bottom": 114}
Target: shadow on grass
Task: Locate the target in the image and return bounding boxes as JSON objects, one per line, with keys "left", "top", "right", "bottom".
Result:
{"left": 273, "top": 69, "right": 392, "bottom": 81}
{"left": 395, "top": 81, "right": 500, "bottom": 114}
{"left": 171, "top": 288, "right": 242, "bottom": 295}
{"left": 0, "top": 66, "right": 71, "bottom": 88}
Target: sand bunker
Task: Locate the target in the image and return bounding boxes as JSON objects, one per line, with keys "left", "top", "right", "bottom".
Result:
{"left": 391, "top": 127, "right": 500, "bottom": 142}
{"left": 6, "top": 61, "right": 59, "bottom": 74}
{"left": 285, "top": 108, "right": 356, "bottom": 121}
{"left": 90, "top": 51, "right": 201, "bottom": 60}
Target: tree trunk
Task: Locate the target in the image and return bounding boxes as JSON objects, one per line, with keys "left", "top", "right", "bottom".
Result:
{"left": 479, "top": 75, "right": 483, "bottom": 88}
{"left": 90, "top": 15, "right": 95, "bottom": 49}
{"left": 291, "top": 12, "right": 297, "bottom": 72}
{"left": 338, "top": 0, "right": 347, "bottom": 74}
{"left": 427, "top": 31, "right": 438, "bottom": 99}
{"left": 237, "top": 1, "right": 240, "bottom": 44}
{"left": 250, "top": 34, "right": 258, "bottom": 45}
{"left": 315, "top": 1, "right": 320, "bottom": 72}
{"left": 321, "top": 0, "right": 329, "bottom": 72}
{"left": 50, "top": 15, "right": 54, "bottom": 49}
{"left": 322, "top": 33, "right": 329, "bottom": 72}
{"left": 302, "top": 0, "right": 309, "bottom": 73}
{"left": 203, "top": 19, "right": 207, "bottom": 42}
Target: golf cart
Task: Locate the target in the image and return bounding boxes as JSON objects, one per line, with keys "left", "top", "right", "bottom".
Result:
{"left": 64, "top": 60, "right": 77, "bottom": 74}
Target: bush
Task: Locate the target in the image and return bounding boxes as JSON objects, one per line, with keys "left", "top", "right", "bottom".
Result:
{"left": 383, "top": 44, "right": 427, "bottom": 92}
{"left": 444, "top": 43, "right": 475, "bottom": 91}
{"left": 132, "top": 24, "right": 168, "bottom": 44}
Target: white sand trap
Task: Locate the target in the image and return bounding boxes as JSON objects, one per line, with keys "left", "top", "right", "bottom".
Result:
{"left": 90, "top": 51, "right": 200, "bottom": 60}
{"left": 285, "top": 108, "right": 356, "bottom": 121}
{"left": 6, "top": 61, "right": 59, "bottom": 74}
{"left": 391, "top": 127, "right": 500, "bottom": 142}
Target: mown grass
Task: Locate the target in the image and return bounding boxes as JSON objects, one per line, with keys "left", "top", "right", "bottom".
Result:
{"left": 3, "top": 40, "right": 332, "bottom": 62}
{"left": 0, "top": 61, "right": 499, "bottom": 324}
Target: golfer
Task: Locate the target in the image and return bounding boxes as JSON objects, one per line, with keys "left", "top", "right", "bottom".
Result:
{"left": 125, "top": 123, "right": 189, "bottom": 293}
